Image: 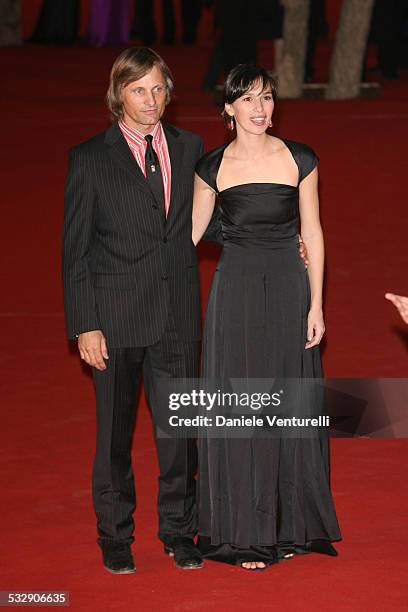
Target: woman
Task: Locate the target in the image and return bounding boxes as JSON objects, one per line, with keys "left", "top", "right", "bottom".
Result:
{"left": 192, "top": 64, "right": 341, "bottom": 570}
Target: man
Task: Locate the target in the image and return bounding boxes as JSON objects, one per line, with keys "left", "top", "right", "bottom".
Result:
{"left": 62, "top": 47, "right": 203, "bottom": 573}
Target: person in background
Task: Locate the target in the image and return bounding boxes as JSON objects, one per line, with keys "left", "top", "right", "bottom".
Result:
{"left": 256, "top": 0, "right": 284, "bottom": 74}
{"left": 202, "top": 0, "right": 256, "bottom": 93}
{"left": 0, "top": 0, "right": 21, "bottom": 45}
{"left": 88, "top": 0, "right": 129, "bottom": 46}
{"left": 130, "top": 0, "right": 202, "bottom": 46}
{"left": 365, "top": 0, "right": 407, "bottom": 80}
{"left": 304, "top": 0, "right": 328, "bottom": 82}
{"left": 29, "top": 0, "right": 79, "bottom": 45}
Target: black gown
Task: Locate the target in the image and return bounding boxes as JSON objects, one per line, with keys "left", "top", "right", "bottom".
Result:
{"left": 195, "top": 139, "right": 342, "bottom": 565}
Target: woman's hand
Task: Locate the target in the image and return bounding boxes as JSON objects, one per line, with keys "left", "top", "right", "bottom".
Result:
{"left": 305, "top": 306, "right": 325, "bottom": 349}
{"left": 385, "top": 293, "right": 408, "bottom": 324}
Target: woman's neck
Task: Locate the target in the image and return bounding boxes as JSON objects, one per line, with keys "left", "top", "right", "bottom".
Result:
{"left": 229, "top": 131, "right": 271, "bottom": 160}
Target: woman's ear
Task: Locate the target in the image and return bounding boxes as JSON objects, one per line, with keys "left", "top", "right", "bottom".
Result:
{"left": 224, "top": 103, "right": 233, "bottom": 117}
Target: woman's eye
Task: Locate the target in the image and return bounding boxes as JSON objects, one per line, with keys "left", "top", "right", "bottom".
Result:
{"left": 263, "top": 95, "right": 272, "bottom": 100}
{"left": 243, "top": 97, "right": 252, "bottom": 102}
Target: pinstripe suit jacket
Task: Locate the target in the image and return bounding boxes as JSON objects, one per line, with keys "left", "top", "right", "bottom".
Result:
{"left": 62, "top": 121, "right": 204, "bottom": 347}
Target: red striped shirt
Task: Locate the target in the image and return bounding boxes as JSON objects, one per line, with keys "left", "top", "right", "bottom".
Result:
{"left": 119, "top": 120, "right": 172, "bottom": 216}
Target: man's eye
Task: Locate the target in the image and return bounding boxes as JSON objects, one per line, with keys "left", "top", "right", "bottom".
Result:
{"left": 132, "top": 89, "right": 143, "bottom": 94}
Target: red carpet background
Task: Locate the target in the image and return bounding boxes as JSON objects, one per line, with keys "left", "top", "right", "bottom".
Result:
{"left": 0, "top": 3, "right": 407, "bottom": 610}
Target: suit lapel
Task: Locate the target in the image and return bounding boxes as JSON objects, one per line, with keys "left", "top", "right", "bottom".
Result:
{"left": 104, "top": 122, "right": 185, "bottom": 228}
{"left": 105, "top": 122, "right": 149, "bottom": 192}
{"left": 163, "top": 123, "right": 184, "bottom": 227}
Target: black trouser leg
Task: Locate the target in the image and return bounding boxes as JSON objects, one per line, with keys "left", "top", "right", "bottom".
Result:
{"left": 143, "top": 312, "right": 199, "bottom": 543}
{"left": 92, "top": 347, "right": 144, "bottom": 544}
{"left": 203, "top": 37, "right": 224, "bottom": 90}
{"left": 162, "top": 0, "right": 175, "bottom": 44}
{"left": 181, "top": 0, "right": 202, "bottom": 44}
{"left": 221, "top": 33, "right": 257, "bottom": 76}
{"left": 137, "top": 0, "right": 156, "bottom": 44}
{"left": 92, "top": 311, "right": 199, "bottom": 545}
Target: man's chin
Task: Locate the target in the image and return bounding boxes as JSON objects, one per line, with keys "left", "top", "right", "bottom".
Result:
{"left": 143, "top": 113, "right": 161, "bottom": 122}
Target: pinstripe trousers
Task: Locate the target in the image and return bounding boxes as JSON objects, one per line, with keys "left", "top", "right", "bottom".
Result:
{"left": 92, "top": 309, "right": 199, "bottom": 545}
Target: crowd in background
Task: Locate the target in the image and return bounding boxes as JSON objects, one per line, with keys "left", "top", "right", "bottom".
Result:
{"left": 4, "top": 0, "right": 407, "bottom": 88}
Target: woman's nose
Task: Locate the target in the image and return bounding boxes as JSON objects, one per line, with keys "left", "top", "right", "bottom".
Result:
{"left": 254, "top": 99, "right": 263, "bottom": 113}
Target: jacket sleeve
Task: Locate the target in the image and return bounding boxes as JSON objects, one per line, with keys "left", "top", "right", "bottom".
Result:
{"left": 62, "top": 149, "right": 100, "bottom": 339}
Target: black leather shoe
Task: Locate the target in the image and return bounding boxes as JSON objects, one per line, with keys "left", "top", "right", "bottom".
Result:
{"left": 164, "top": 537, "right": 203, "bottom": 569}
{"left": 99, "top": 541, "right": 136, "bottom": 574}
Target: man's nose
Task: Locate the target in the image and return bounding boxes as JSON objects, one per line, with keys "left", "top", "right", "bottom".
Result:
{"left": 145, "top": 91, "right": 156, "bottom": 106}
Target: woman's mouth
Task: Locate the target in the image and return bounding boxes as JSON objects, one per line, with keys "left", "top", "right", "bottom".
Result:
{"left": 250, "top": 116, "right": 267, "bottom": 126}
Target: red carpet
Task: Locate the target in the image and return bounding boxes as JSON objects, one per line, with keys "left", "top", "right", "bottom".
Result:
{"left": 1, "top": 5, "right": 408, "bottom": 610}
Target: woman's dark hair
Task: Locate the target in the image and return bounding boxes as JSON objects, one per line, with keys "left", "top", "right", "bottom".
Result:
{"left": 222, "top": 64, "right": 278, "bottom": 127}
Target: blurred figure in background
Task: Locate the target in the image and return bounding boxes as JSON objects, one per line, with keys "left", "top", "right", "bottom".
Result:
{"left": 366, "top": 0, "right": 407, "bottom": 79}
{"left": 0, "top": 0, "right": 21, "bottom": 45}
{"left": 256, "top": 0, "right": 284, "bottom": 74}
{"left": 202, "top": 0, "right": 256, "bottom": 92}
{"left": 89, "top": 0, "right": 129, "bottom": 46}
{"left": 219, "top": 0, "right": 256, "bottom": 75}
{"left": 180, "top": 0, "right": 202, "bottom": 44}
{"left": 130, "top": 0, "right": 202, "bottom": 45}
{"left": 29, "top": 0, "right": 79, "bottom": 45}
{"left": 305, "top": 0, "right": 328, "bottom": 82}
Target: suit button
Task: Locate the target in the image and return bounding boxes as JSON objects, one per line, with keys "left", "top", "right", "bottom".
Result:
{"left": 163, "top": 237, "right": 167, "bottom": 243}
{"left": 152, "top": 204, "right": 158, "bottom": 210}
{"left": 161, "top": 275, "right": 168, "bottom": 280}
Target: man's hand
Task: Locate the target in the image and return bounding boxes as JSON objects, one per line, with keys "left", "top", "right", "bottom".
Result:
{"left": 385, "top": 293, "right": 408, "bottom": 325}
{"left": 298, "top": 235, "right": 309, "bottom": 268}
{"left": 78, "top": 330, "right": 109, "bottom": 370}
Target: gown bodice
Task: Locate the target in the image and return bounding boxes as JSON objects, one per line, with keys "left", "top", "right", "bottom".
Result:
{"left": 195, "top": 138, "right": 319, "bottom": 248}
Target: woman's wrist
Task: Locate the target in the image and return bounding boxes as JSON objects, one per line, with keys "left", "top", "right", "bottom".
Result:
{"left": 310, "top": 298, "right": 323, "bottom": 310}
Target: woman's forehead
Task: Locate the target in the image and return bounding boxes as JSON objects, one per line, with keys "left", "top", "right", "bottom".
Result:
{"left": 241, "top": 79, "right": 272, "bottom": 97}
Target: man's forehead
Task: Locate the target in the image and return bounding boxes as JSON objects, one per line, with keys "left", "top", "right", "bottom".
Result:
{"left": 127, "top": 66, "right": 166, "bottom": 87}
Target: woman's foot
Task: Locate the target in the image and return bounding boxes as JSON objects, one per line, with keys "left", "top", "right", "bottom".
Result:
{"left": 240, "top": 561, "right": 267, "bottom": 570}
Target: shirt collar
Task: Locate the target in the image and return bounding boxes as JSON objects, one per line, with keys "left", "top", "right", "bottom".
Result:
{"left": 119, "top": 119, "right": 163, "bottom": 147}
